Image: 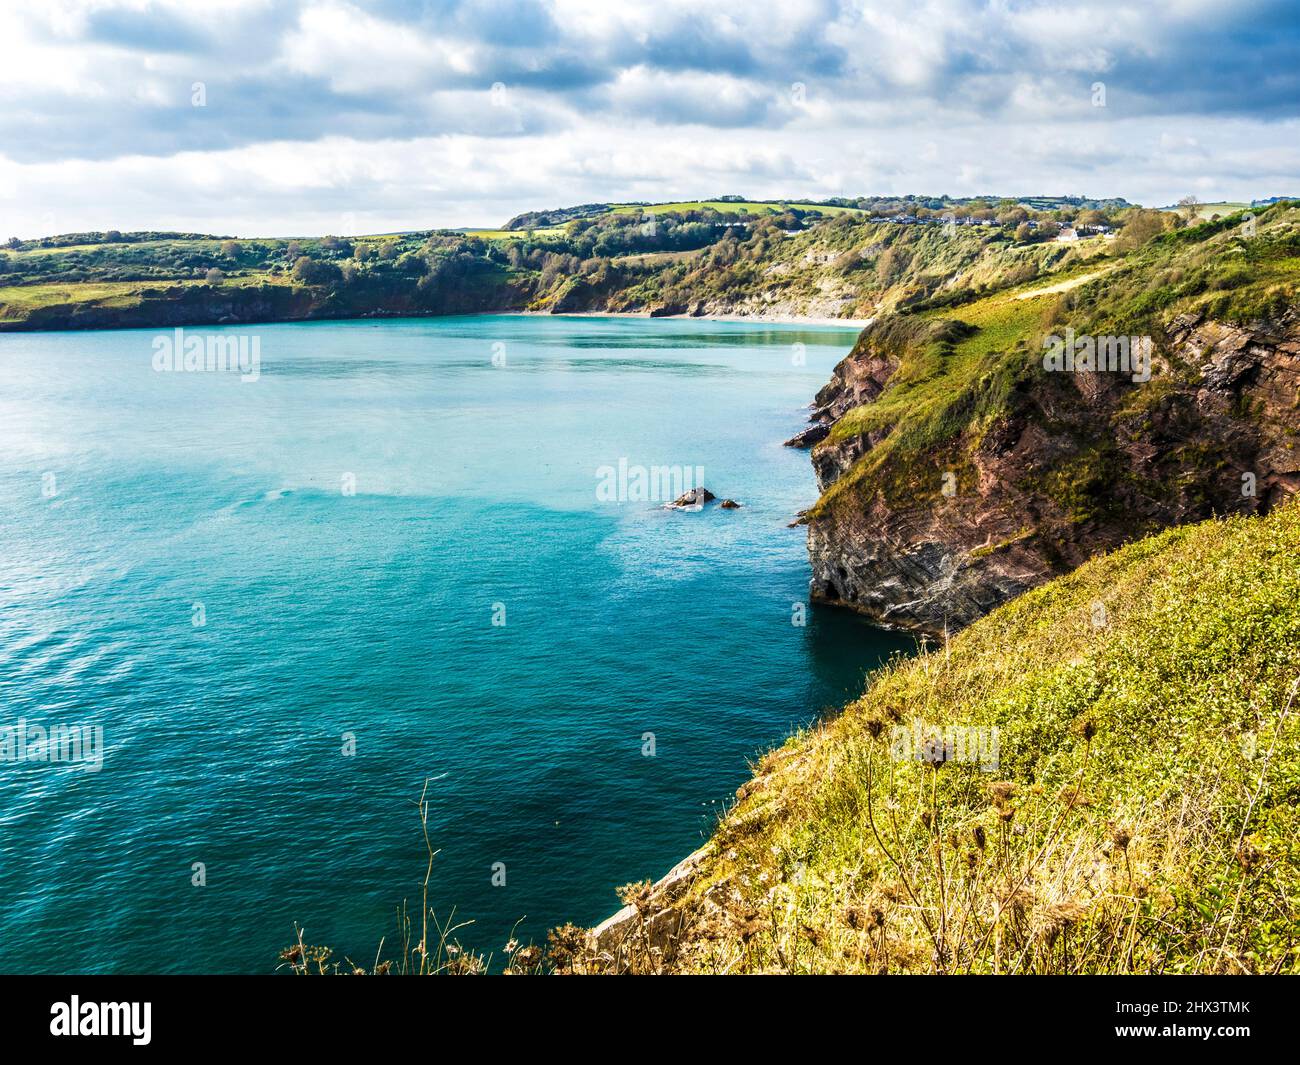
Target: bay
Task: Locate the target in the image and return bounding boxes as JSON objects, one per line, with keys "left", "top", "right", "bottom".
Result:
{"left": 0, "top": 314, "right": 913, "bottom": 973}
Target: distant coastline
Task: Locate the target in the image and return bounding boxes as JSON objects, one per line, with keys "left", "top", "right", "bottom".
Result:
{"left": 511, "top": 309, "right": 874, "bottom": 327}
{"left": 0, "top": 300, "right": 875, "bottom": 334}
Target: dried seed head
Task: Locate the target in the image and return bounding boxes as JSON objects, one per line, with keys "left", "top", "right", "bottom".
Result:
{"left": 618, "top": 879, "right": 654, "bottom": 912}
{"left": 988, "top": 781, "right": 1017, "bottom": 804}
{"left": 1033, "top": 900, "right": 1088, "bottom": 945}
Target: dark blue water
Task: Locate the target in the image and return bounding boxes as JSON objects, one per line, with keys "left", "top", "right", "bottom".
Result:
{"left": 0, "top": 315, "right": 912, "bottom": 973}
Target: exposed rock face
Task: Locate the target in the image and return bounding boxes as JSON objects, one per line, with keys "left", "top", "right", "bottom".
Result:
{"left": 782, "top": 423, "right": 830, "bottom": 448}
{"left": 807, "top": 511, "right": 1052, "bottom": 634}
{"left": 810, "top": 327, "right": 903, "bottom": 421}
{"left": 587, "top": 847, "right": 709, "bottom": 967}
{"left": 1169, "top": 313, "right": 1300, "bottom": 507}
{"left": 804, "top": 309, "right": 1300, "bottom": 635}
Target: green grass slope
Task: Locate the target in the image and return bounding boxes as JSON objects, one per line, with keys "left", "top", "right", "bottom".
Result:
{"left": 579, "top": 503, "right": 1300, "bottom": 974}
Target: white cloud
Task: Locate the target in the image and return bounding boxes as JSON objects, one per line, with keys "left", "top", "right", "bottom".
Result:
{"left": 281, "top": 2, "right": 462, "bottom": 94}
{"left": 0, "top": 0, "right": 1295, "bottom": 235}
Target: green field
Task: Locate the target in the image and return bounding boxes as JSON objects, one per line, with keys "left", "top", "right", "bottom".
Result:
{"left": 0, "top": 280, "right": 149, "bottom": 310}
{"left": 1162, "top": 201, "right": 1250, "bottom": 221}
{"left": 461, "top": 226, "right": 567, "bottom": 240}
{"left": 0, "top": 271, "right": 295, "bottom": 320}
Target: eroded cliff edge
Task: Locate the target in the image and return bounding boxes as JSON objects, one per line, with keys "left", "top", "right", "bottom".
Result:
{"left": 797, "top": 230, "right": 1300, "bottom": 635}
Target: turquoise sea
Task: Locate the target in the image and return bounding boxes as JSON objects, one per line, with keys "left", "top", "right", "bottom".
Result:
{"left": 0, "top": 315, "right": 912, "bottom": 973}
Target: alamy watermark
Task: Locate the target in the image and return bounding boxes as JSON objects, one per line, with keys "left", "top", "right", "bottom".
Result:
{"left": 890, "top": 722, "right": 999, "bottom": 772}
{"left": 1, "top": 719, "right": 104, "bottom": 771}
{"left": 1042, "top": 327, "right": 1151, "bottom": 383}
{"left": 50, "top": 996, "right": 150, "bottom": 1045}
{"left": 595, "top": 459, "right": 706, "bottom": 505}
{"left": 152, "top": 327, "right": 261, "bottom": 382}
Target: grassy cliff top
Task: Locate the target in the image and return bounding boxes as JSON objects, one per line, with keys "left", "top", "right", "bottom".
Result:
{"left": 588, "top": 502, "right": 1300, "bottom": 974}
{"left": 810, "top": 201, "right": 1300, "bottom": 520}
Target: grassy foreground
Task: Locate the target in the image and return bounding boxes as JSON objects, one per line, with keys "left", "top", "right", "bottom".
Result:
{"left": 569, "top": 502, "right": 1300, "bottom": 974}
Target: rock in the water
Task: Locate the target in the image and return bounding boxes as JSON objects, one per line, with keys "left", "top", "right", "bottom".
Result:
{"left": 666, "top": 486, "right": 716, "bottom": 509}
{"left": 783, "top": 423, "right": 830, "bottom": 448}
{"left": 719, "top": 498, "right": 742, "bottom": 509}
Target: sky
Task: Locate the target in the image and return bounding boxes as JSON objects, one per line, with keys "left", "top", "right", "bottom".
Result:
{"left": 1, "top": 0, "right": 1298, "bottom": 237}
